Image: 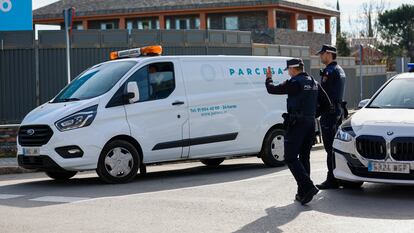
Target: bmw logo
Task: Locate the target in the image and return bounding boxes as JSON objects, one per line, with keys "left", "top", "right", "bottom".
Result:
{"left": 387, "top": 131, "right": 394, "bottom": 136}
{"left": 26, "top": 129, "right": 35, "bottom": 136}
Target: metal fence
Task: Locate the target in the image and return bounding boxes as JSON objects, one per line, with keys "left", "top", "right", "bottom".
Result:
{"left": 0, "top": 29, "right": 252, "bottom": 124}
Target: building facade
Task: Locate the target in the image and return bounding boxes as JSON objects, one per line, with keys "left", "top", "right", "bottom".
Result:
{"left": 33, "top": 0, "right": 339, "bottom": 52}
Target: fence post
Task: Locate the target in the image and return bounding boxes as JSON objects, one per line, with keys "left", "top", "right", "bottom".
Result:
{"left": 34, "top": 40, "right": 40, "bottom": 106}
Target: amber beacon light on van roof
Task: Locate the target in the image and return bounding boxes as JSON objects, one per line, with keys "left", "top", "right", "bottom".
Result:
{"left": 110, "top": 45, "right": 163, "bottom": 60}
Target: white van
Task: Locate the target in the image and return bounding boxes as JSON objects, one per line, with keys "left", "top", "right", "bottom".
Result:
{"left": 334, "top": 72, "right": 414, "bottom": 186}
{"left": 17, "top": 46, "right": 290, "bottom": 183}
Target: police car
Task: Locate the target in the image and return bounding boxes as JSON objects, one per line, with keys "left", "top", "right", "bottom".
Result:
{"left": 333, "top": 72, "right": 414, "bottom": 186}
{"left": 17, "top": 45, "right": 292, "bottom": 183}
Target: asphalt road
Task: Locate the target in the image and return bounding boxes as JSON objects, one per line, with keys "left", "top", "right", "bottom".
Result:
{"left": 1, "top": 149, "right": 414, "bottom": 233}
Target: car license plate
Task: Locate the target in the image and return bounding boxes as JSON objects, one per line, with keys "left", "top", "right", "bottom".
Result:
{"left": 23, "top": 147, "right": 40, "bottom": 156}
{"left": 368, "top": 162, "right": 410, "bottom": 174}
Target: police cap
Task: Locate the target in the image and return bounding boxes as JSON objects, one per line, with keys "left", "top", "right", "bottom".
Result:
{"left": 316, "top": 44, "right": 337, "bottom": 55}
{"left": 284, "top": 58, "right": 304, "bottom": 71}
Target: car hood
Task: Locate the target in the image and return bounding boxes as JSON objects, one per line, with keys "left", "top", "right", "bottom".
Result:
{"left": 21, "top": 98, "right": 100, "bottom": 126}
{"left": 351, "top": 108, "right": 414, "bottom": 136}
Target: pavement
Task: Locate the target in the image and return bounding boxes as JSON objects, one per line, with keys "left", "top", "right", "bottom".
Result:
{"left": 1, "top": 149, "right": 414, "bottom": 233}
{"left": 0, "top": 157, "right": 32, "bottom": 174}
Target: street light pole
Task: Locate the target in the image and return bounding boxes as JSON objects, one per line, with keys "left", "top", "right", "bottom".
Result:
{"left": 64, "top": 12, "right": 71, "bottom": 84}
{"left": 359, "top": 44, "right": 363, "bottom": 101}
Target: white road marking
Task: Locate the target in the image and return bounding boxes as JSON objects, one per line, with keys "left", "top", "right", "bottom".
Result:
{"left": 29, "top": 196, "right": 91, "bottom": 203}
{"left": 0, "top": 194, "right": 24, "bottom": 199}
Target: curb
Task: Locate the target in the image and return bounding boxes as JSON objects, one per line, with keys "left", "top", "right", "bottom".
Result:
{"left": 0, "top": 166, "right": 35, "bottom": 175}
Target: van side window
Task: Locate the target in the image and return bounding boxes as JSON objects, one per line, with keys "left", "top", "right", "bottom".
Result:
{"left": 148, "top": 62, "right": 175, "bottom": 100}
{"left": 128, "top": 62, "right": 175, "bottom": 102}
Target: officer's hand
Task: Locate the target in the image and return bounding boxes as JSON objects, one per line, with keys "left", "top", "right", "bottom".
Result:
{"left": 266, "top": 66, "right": 272, "bottom": 80}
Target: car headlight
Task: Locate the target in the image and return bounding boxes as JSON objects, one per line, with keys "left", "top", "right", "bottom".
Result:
{"left": 55, "top": 105, "right": 98, "bottom": 131}
{"left": 335, "top": 129, "right": 353, "bottom": 142}
{"left": 335, "top": 118, "right": 356, "bottom": 142}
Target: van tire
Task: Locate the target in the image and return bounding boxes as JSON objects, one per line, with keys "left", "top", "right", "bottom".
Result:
{"left": 200, "top": 158, "right": 225, "bottom": 167}
{"left": 261, "top": 128, "right": 285, "bottom": 167}
{"left": 338, "top": 180, "right": 364, "bottom": 189}
{"left": 96, "top": 140, "right": 140, "bottom": 184}
{"left": 45, "top": 171, "right": 77, "bottom": 180}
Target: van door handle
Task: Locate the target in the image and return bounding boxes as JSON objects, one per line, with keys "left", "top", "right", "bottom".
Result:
{"left": 172, "top": 101, "right": 185, "bottom": 106}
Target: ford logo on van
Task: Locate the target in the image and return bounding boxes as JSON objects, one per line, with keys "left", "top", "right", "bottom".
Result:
{"left": 387, "top": 131, "right": 394, "bottom": 136}
{"left": 26, "top": 129, "right": 35, "bottom": 136}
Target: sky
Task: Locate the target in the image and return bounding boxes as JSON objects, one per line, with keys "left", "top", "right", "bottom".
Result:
{"left": 32, "top": 0, "right": 413, "bottom": 40}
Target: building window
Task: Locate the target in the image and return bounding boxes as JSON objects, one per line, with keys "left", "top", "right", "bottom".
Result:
{"left": 277, "top": 18, "right": 289, "bottom": 29}
{"left": 138, "top": 20, "right": 152, "bottom": 30}
{"left": 156, "top": 20, "right": 160, "bottom": 29}
{"left": 101, "top": 22, "right": 115, "bottom": 30}
{"left": 175, "top": 18, "right": 190, "bottom": 29}
{"left": 127, "top": 21, "right": 133, "bottom": 30}
{"left": 166, "top": 19, "right": 171, "bottom": 29}
{"left": 276, "top": 11, "right": 290, "bottom": 29}
{"left": 195, "top": 18, "right": 200, "bottom": 29}
{"left": 224, "top": 16, "right": 238, "bottom": 30}
{"left": 207, "top": 17, "right": 211, "bottom": 29}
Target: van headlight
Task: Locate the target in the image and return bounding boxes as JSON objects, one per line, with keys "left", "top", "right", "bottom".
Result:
{"left": 335, "top": 118, "right": 356, "bottom": 142}
{"left": 55, "top": 105, "right": 98, "bottom": 131}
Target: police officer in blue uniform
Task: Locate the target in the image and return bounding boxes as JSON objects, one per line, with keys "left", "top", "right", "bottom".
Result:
{"left": 265, "top": 58, "right": 331, "bottom": 205}
{"left": 315, "top": 45, "right": 347, "bottom": 190}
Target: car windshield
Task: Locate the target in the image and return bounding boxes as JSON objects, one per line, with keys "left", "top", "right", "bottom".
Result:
{"left": 368, "top": 79, "right": 414, "bottom": 109}
{"left": 52, "top": 61, "right": 136, "bottom": 103}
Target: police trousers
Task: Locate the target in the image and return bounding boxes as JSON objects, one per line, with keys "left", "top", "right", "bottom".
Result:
{"left": 284, "top": 117, "right": 316, "bottom": 195}
{"left": 320, "top": 110, "right": 343, "bottom": 181}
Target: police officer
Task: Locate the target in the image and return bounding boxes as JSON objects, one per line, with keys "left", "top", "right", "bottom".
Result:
{"left": 266, "top": 58, "right": 331, "bottom": 205}
{"left": 315, "top": 45, "right": 346, "bottom": 190}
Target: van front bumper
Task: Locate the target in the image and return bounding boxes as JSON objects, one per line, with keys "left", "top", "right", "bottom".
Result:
{"left": 17, "top": 155, "right": 67, "bottom": 172}
{"left": 17, "top": 125, "right": 106, "bottom": 171}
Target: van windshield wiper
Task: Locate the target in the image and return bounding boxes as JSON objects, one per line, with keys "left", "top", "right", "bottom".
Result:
{"left": 60, "top": 98, "right": 80, "bottom": 102}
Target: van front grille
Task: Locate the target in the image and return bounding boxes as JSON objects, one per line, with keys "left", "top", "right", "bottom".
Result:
{"left": 18, "top": 125, "right": 53, "bottom": 147}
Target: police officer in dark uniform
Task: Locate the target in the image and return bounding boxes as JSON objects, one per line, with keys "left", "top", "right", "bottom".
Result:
{"left": 315, "top": 45, "right": 346, "bottom": 190}
{"left": 265, "top": 58, "right": 331, "bottom": 205}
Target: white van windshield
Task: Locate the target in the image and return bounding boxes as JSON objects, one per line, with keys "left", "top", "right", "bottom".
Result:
{"left": 369, "top": 79, "right": 414, "bottom": 109}
{"left": 52, "top": 61, "right": 136, "bottom": 103}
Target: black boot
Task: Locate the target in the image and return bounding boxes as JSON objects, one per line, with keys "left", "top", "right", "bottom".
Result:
{"left": 301, "top": 186, "right": 319, "bottom": 205}
{"left": 316, "top": 179, "right": 339, "bottom": 190}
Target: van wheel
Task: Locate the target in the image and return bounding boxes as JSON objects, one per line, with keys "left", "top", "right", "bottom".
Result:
{"left": 45, "top": 171, "right": 77, "bottom": 180}
{"left": 261, "top": 128, "right": 285, "bottom": 167}
{"left": 200, "top": 158, "right": 225, "bottom": 167}
{"left": 338, "top": 180, "right": 364, "bottom": 189}
{"left": 96, "top": 140, "right": 140, "bottom": 184}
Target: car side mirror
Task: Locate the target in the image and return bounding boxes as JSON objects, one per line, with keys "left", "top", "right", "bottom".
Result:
{"left": 126, "top": 82, "right": 140, "bottom": 104}
{"left": 358, "top": 99, "right": 370, "bottom": 109}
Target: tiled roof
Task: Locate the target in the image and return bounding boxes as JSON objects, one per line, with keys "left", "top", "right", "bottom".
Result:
{"left": 33, "top": 0, "right": 339, "bottom": 20}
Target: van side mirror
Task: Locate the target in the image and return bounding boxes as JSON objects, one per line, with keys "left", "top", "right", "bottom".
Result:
{"left": 126, "top": 82, "right": 140, "bottom": 104}
{"left": 358, "top": 99, "right": 370, "bottom": 109}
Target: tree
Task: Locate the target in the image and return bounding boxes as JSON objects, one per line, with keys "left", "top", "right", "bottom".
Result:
{"left": 336, "top": 33, "right": 350, "bottom": 57}
{"left": 362, "top": 0, "right": 387, "bottom": 38}
{"left": 336, "top": 0, "right": 341, "bottom": 36}
{"left": 378, "top": 4, "right": 414, "bottom": 62}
